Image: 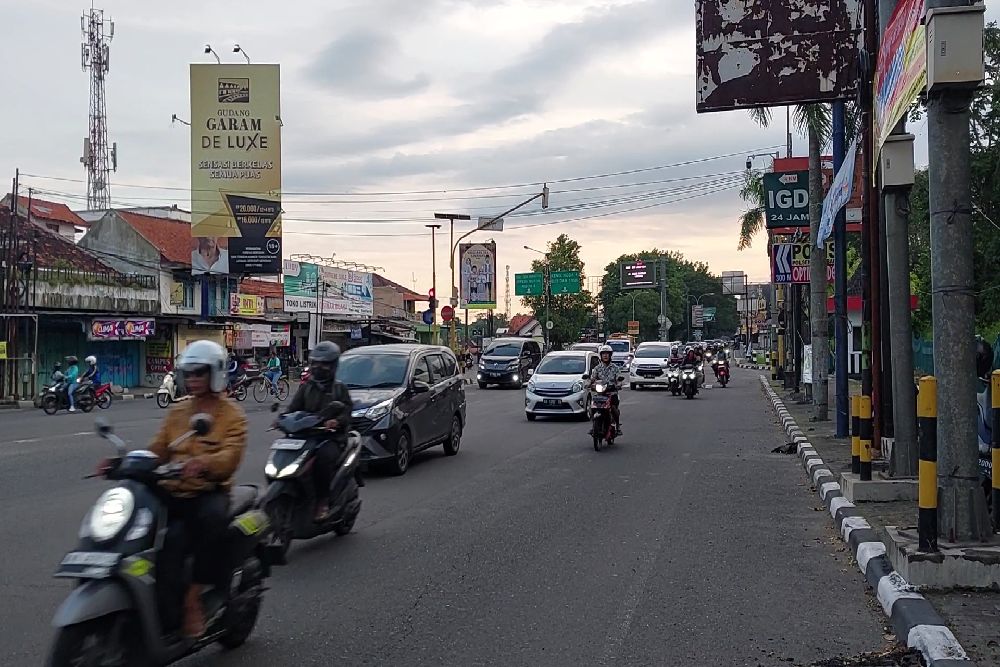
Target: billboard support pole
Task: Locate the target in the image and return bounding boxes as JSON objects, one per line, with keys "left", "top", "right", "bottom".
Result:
{"left": 833, "top": 101, "right": 850, "bottom": 437}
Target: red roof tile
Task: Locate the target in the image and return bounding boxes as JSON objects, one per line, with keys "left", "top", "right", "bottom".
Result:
{"left": 373, "top": 273, "right": 422, "bottom": 301}
{"left": 25, "top": 221, "right": 116, "bottom": 272}
{"left": 17, "top": 195, "right": 88, "bottom": 228}
{"left": 508, "top": 315, "right": 536, "bottom": 335}
{"left": 239, "top": 278, "right": 282, "bottom": 298}
{"left": 117, "top": 211, "right": 193, "bottom": 265}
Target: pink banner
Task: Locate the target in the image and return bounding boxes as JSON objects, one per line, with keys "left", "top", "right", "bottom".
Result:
{"left": 90, "top": 319, "right": 155, "bottom": 340}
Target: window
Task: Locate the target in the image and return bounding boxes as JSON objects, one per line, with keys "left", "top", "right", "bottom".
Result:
{"left": 441, "top": 354, "right": 457, "bottom": 377}
{"left": 411, "top": 356, "right": 431, "bottom": 384}
{"left": 45, "top": 223, "right": 60, "bottom": 233}
{"left": 536, "top": 355, "right": 586, "bottom": 375}
{"left": 527, "top": 342, "right": 540, "bottom": 356}
{"left": 427, "top": 354, "right": 448, "bottom": 383}
{"left": 182, "top": 281, "right": 195, "bottom": 309}
{"left": 339, "top": 353, "right": 409, "bottom": 389}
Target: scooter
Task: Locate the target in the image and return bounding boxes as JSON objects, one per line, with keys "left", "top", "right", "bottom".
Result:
{"left": 589, "top": 376, "right": 622, "bottom": 451}
{"left": 156, "top": 371, "right": 189, "bottom": 409}
{"left": 681, "top": 364, "right": 699, "bottom": 399}
{"left": 47, "top": 416, "right": 273, "bottom": 667}
{"left": 666, "top": 364, "right": 681, "bottom": 396}
{"left": 714, "top": 360, "right": 730, "bottom": 388}
{"left": 42, "top": 378, "right": 96, "bottom": 415}
{"left": 262, "top": 404, "right": 363, "bottom": 563}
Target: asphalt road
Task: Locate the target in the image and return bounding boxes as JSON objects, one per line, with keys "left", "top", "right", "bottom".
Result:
{"left": 0, "top": 370, "right": 888, "bottom": 666}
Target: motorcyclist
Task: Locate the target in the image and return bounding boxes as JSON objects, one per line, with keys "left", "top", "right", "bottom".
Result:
{"left": 713, "top": 346, "right": 729, "bottom": 378}
{"left": 282, "top": 341, "right": 353, "bottom": 521}
{"left": 65, "top": 356, "right": 80, "bottom": 412}
{"left": 145, "top": 340, "right": 248, "bottom": 638}
{"left": 682, "top": 347, "right": 704, "bottom": 385}
{"left": 81, "top": 355, "right": 101, "bottom": 386}
{"left": 589, "top": 344, "right": 622, "bottom": 434}
{"left": 226, "top": 349, "right": 241, "bottom": 390}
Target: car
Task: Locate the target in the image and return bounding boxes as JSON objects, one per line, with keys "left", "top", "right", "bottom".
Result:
{"left": 477, "top": 337, "right": 542, "bottom": 388}
{"left": 604, "top": 338, "right": 634, "bottom": 368}
{"left": 570, "top": 342, "right": 602, "bottom": 353}
{"left": 524, "top": 350, "right": 599, "bottom": 421}
{"left": 341, "top": 344, "right": 466, "bottom": 476}
{"left": 627, "top": 343, "right": 676, "bottom": 390}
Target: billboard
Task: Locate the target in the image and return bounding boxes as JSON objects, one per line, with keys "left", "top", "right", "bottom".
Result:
{"left": 874, "top": 0, "right": 926, "bottom": 157}
{"left": 722, "top": 270, "right": 746, "bottom": 295}
{"left": 764, "top": 171, "right": 809, "bottom": 228}
{"left": 696, "top": 0, "right": 862, "bottom": 113}
{"left": 459, "top": 242, "right": 496, "bottom": 310}
{"left": 190, "top": 64, "right": 282, "bottom": 275}
{"left": 772, "top": 242, "right": 835, "bottom": 283}
{"left": 282, "top": 260, "right": 373, "bottom": 317}
{"left": 89, "top": 319, "right": 155, "bottom": 341}
{"left": 229, "top": 293, "right": 264, "bottom": 317}
{"left": 621, "top": 260, "right": 656, "bottom": 289}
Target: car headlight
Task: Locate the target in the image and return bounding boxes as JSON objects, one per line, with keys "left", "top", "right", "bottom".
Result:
{"left": 527, "top": 380, "right": 537, "bottom": 392}
{"left": 572, "top": 380, "right": 584, "bottom": 393}
{"left": 87, "top": 487, "right": 134, "bottom": 542}
{"left": 364, "top": 399, "right": 393, "bottom": 422}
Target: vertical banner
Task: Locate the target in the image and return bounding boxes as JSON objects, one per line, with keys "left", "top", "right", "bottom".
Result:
{"left": 459, "top": 242, "right": 497, "bottom": 310}
{"left": 190, "top": 64, "right": 282, "bottom": 275}
{"left": 817, "top": 137, "right": 859, "bottom": 246}
{"left": 874, "top": 0, "right": 926, "bottom": 157}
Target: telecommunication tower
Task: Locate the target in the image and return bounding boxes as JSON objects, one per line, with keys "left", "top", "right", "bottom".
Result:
{"left": 80, "top": 7, "right": 117, "bottom": 210}
{"left": 505, "top": 265, "right": 511, "bottom": 315}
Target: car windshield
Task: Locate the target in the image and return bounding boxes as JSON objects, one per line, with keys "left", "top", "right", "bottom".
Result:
{"left": 536, "top": 356, "right": 586, "bottom": 375}
{"left": 485, "top": 343, "right": 522, "bottom": 357}
{"left": 570, "top": 344, "right": 599, "bottom": 351}
{"left": 635, "top": 347, "right": 671, "bottom": 358}
{"left": 338, "top": 353, "right": 409, "bottom": 389}
{"left": 606, "top": 340, "right": 630, "bottom": 352}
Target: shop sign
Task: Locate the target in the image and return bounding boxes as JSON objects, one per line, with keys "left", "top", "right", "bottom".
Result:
{"left": 90, "top": 319, "right": 155, "bottom": 341}
{"left": 146, "top": 338, "right": 173, "bottom": 374}
{"left": 230, "top": 293, "right": 264, "bottom": 317}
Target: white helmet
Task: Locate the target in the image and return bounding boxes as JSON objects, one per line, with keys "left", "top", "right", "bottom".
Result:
{"left": 85, "top": 355, "right": 97, "bottom": 366}
{"left": 177, "top": 340, "right": 228, "bottom": 393}
{"left": 599, "top": 345, "right": 613, "bottom": 356}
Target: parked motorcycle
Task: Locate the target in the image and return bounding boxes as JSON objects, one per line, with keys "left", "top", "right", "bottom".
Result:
{"left": 681, "top": 365, "right": 699, "bottom": 399}
{"left": 262, "top": 404, "right": 363, "bottom": 564}
{"left": 156, "top": 371, "right": 188, "bottom": 409}
{"left": 42, "top": 379, "right": 96, "bottom": 415}
{"left": 46, "top": 416, "right": 273, "bottom": 667}
{"left": 589, "top": 376, "right": 622, "bottom": 451}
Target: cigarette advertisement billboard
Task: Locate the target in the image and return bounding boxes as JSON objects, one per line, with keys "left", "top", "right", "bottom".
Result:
{"left": 282, "top": 260, "right": 373, "bottom": 318}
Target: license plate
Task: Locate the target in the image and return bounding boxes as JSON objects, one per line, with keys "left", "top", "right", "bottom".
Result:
{"left": 61, "top": 552, "right": 120, "bottom": 568}
{"left": 271, "top": 439, "right": 306, "bottom": 451}
{"left": 543, "top": 399, "right": 562, "bottom": 407}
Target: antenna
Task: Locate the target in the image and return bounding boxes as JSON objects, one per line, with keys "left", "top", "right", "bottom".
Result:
{"left": 80, "top": 7, "right": 115, "bottom": 210}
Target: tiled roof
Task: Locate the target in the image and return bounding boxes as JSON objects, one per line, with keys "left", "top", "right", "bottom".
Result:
{"left": 17, "top": 196, "right": 89, "bottom": 228}
{"left": 373, "top": 273, "right": 422, "bottom": 301}
{"left": 508, "top": 314, "right": 537, "bottom": 335}
{"left": 239, "top": 278, "right": 282, "bottom": 298}
{"left": 28, "top": 221, "right": 115, "bottom": 272}
{"left": 116, "top": 211, "right": 192, "bottom": 265}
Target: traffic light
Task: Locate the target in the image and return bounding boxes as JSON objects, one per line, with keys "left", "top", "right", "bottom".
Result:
{"left": 428, "top": 287, "right": 437, "bottom": 311}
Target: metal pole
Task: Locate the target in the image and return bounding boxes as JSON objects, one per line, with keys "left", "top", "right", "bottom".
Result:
{"left": 428, "top": 225, "right": 439, "bottom": 346}
{"left": 658, "top": 258, "right": 667, "bottom": 342}
{"left": 544, "top": 260, "right": 550, "bottom": 351}
{"left": 833, "top": 101, "right": 850, "bottom": 437}
{"left": 449, "top": 219, "right": 456, "bottom": 351}
{"left": 808, "top": 122, "right": 828, "bottom": 420}
{"left": 792, "top": 284, "right": 802, "bottom": 394}
{"left": 926, "top": 7, "right": 990, "bottom": 539}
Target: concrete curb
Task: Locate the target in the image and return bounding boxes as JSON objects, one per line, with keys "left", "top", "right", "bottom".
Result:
{"left": 737, "top": 361, "right": 770, "bottom": 371}
{"left": 757, "top": 375, "right": 975, "bottom": 667}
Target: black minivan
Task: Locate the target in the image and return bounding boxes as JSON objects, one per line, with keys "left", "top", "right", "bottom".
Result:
{"left": 477, "top": 337, "right": 542, "bottom": 389}
{"left": 340, "top": 344, "right": 466, "bottom": 476}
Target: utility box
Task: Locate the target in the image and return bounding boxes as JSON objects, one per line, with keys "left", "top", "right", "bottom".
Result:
{"left": 926, "top": 5, "right": 986, "bottom": 93}
{"left": 880, "top": 133, "right": 915, "bottom": 188}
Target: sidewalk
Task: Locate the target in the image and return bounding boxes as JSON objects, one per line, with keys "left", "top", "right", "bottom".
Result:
{"left": 770, "top": 376, "right": 1000, "bottom": 666}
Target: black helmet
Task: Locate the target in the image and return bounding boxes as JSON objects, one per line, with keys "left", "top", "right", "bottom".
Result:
{"left": 67, "top": 356, "right": 78, "bottom": 365}
{"left": 308, "top": 341, "right": 342, "bottom": 384}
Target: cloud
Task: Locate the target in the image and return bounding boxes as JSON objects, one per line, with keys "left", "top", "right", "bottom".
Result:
{"left": 309, "top": 29, "right": 430, "bottom": 98}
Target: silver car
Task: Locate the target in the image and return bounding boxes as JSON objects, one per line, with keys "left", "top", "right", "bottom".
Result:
{"left": 525, "top": 351, "right": 598, "bottom": 421}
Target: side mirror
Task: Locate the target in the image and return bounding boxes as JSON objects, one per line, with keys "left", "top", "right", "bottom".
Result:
{"left": 411, "top": 380, "right": 431, "bottom": 394}
{"left": 190, "top": 413, "right": 213, "bottom": 436}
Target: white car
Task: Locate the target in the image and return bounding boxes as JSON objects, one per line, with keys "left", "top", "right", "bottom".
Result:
{"left": 627, "top": 343, "right": 676, "bottom": 390}
{"left": 605, "top": 339, "right": 634, "bottom": 368}
{"left": 525, "top": 351, "right": 598, "bottom": 421}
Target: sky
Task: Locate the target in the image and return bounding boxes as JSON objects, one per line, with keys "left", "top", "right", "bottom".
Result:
{"left": 4, "top": 0, "right": 987, "bottom": 314}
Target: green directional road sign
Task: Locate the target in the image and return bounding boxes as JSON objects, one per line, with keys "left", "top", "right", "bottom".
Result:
{"left": 703, "top": 306, "right": 717, "bottom": 322}
{"left": 550, "top": 270, "right": 581, "bottom": 294}
{"left": 515, "top": 272, "right": 544, "bottom": 296}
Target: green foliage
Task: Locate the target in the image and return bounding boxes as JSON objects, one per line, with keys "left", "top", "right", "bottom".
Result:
{"left": 520, "top": 234, "right": 593, "bottom": 349}
{"left": 598, "top": 249, "right": 739, "bottom": 341}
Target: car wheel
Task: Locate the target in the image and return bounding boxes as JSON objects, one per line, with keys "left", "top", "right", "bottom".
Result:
{"left": 443, "top": 415, "right": 462, "bottom": 456}
{"left": 388, "top": 431, "right": 411, "bottom": 476}
{"left": 526, "top": 412, "right": 537, "bottom": 421}
{"left": 478, "top": 382, "right": 487, "bottom": 389}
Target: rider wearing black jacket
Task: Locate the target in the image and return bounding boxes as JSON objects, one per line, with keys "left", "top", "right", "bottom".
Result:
{"left": 284, "top": 341, "right": 353, "bottom": 521}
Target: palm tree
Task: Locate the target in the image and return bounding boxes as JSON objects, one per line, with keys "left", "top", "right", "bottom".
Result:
{"left": 736, "top": 105, "right": 832, "bottom": 250}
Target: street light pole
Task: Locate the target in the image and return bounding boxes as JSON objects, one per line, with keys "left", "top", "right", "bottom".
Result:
{"left": 426, "top": 224, "right": 441, "bottom": 345}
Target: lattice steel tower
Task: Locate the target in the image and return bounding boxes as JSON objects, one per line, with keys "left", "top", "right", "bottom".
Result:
{"left": 80, "top": 7, "right": 116, "bottom": 210}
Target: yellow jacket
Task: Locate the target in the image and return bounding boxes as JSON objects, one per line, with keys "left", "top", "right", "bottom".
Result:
{"left": 148, "top": 397, "right": 248, "bottom": 496}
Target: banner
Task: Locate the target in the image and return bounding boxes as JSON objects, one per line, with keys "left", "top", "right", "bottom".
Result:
{"left": 874, "top": 0, "right": 926, "bottom": 157}
{"left": 90, "top": 319, "right": 155, "bottom": 341}
{"left": 230, "top": 323, "right": 290, "bottom": 348}
{"left": 459, "top": 242, "right": 496, "bottom": 310}
{"left": 146, "top": 338, "right": 173, "bottom": 374}
{"left": 817, "top": 137, "right": 859, "bottom": 247}
{"left": 282, "top": 260, "right": 373, "bottom": 317}
{"left": 229, "top": 293, "right": 264, "bottom": 316}
{"left": 772, "top": 242, "right": 835, "bottom": 284}
{"left": 190, "top": 64, "right": 282, "bottom": 275}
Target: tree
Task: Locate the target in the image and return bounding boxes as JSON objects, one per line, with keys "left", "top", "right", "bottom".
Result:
{"left": 521, "top": 234, "right": 593, "bottom": 349}
{"left": 599, "top": 249, "right": 738, "bottom": 341}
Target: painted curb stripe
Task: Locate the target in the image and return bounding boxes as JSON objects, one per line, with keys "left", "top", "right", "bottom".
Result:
{"left": 877, "top": 571, "right": 924, "bottom": 616}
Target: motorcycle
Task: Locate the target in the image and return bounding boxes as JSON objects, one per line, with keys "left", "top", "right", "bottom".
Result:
{"left": 156, "top": 371, "right": 189, "bottom": 409}
{"left": 681, "top": 365, "right": 699, "bottom": 399}
{"left": 666, "top": 364, "right": 681, "bottom": 396}
{"left": 42, "top": 379, "right": 96, "bottom": 415}
{"left": 713, "top": 360, "right": 730, "bottom": 387}
{"left": 262, "top": 404, "right": 364, "bottom": 563}
{"left": 299, "top": 366, "right": 310, "bottom": 383}
{"left": 589, "top": 376, "right": 622, "bottom": 451}
{"left": 95, "top": 382, "right": 114, "bottom": 409}
{"left": 47, "top": 416, "right": 273, "bottom": 667}
{"left": 228, "top": 374, "right": 250, "bottom": 402}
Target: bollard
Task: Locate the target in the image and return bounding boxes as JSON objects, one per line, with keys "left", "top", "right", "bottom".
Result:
{"left": 992, "top": 371, "right": 1000, "bottom": 532}
{"left": 851, "top": 394, "right": 861, "bottom": 475}
{"left": 859, "top": 395, "right": 873, "bottom": 482}
{"left": 917, "top": 376, "right": 938, "bottom": 551}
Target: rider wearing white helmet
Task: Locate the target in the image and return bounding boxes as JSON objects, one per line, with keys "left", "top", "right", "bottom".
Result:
{"left": 590, "top": 344, "right": 622, "bottom": 434}
{"left": 81, "top": 355, "right": 100, "bottom": 386}
{"left": 146, "top": 340, "right": 249, "bottom": 638}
